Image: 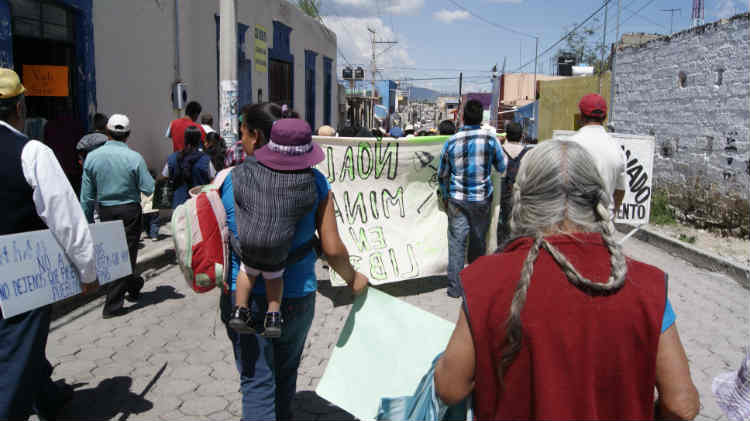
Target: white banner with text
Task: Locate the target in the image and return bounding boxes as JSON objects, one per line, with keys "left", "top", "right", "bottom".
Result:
{"left": 0, "top": 221, "right": 131, "bottom": 318}
{"left": 553, "top": 131, "right": 656, "bottom": 225}
{"left": 314, "top": 136, "right": 500, "bottom": 286}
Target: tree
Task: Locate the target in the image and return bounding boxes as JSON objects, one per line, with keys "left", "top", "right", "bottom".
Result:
{"left": 555, "top": 18, "right": 611, "bottom": 75}
{"left": 297, "top": 0, "right": 322, "bottom": 19}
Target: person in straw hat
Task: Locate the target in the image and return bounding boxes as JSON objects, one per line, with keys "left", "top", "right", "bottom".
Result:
{"left": 0, "top": 68, "right": 98, "bottom": 419}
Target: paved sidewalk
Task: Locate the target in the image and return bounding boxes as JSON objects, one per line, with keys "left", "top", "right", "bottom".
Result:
{"left": 44, "top": 234, "right": 748, "bottom": 420}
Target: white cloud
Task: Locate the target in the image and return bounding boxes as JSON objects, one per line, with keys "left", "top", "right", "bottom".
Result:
{"left": 322, "top": 16, "right": 414, "bottom": 72}
{"left": 433, "top": 9, "right": 471, "bottom": 23}
{"left": 330, "top": 0, "right": 424, "bottom": 16}
{"left": 714, "top": 0, "right": 744, "bottom": 19}
{"left": 384, "top": 0, "right": 424, "bottom": 15}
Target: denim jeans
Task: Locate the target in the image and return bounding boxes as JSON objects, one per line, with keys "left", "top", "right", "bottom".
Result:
{"left": 497, "top": 187, "right": 513, "bottom": 248}
{"left": 446, "top": 198, "right": 492, "bottom": 294}
{"left": 221, "top": 291, "right": 316, "bottom": 421}
{"left": 142, "top": 212, "right": 160, "bottom": 239}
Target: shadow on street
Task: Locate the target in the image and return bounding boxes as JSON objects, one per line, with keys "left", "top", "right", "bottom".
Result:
{"left": 317, "top": 276, "right": 449, "bottom": 307}
{"left": 127, "top": 285, "right": 185, "bottom": 313}
{"left": 294, "top": 391, "right": 355, "bottom": 420}
{"left": 58, "top": 376, "right": 153, "bottom": 420}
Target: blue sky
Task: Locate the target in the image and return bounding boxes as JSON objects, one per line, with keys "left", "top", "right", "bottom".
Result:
{"left": 318, "top": 0, "right": 748, "bottom": 93}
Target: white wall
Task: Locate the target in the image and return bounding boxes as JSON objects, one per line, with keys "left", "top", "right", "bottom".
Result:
{"left": 94, "top": 0, "right": 337, "bottom": 170}
{"left": 93, "top": 1, "right": 178, "bottom": 172}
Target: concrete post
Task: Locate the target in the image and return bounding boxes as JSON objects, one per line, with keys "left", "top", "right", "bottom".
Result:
{"left": 219, "top": 0, "right": 238, "bottom": 148}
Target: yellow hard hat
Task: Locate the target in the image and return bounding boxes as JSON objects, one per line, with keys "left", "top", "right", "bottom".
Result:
{"left": 0, "top": 68, "right": 25, "bottom": 99}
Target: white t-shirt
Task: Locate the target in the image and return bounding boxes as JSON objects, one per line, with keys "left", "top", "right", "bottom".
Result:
{"left": 569, "top": 125, "right": 627, "bottom": 200}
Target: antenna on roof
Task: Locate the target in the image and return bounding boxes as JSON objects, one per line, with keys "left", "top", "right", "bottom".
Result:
{"left": 691, "top": 0, "right": 704, "bottom": 28}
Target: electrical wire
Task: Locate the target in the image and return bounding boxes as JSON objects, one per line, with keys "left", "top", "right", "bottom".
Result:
{"left": 510, "top": 0, "right": 614, "bottom": 72}
{"left": 624, "top": 4, "right": 669, "bottom": 30}
{"left": 445, "top": 0, "right": 537, "bottom": 40}
{"left": 386, "top": 66, "right": 493, "bottom": 72}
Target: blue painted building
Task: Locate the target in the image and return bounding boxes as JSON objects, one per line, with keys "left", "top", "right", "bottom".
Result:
{"left": 0, "top": 0, "right": 95, "bottom": 131}
{"left": 0, "top": 0, "right": 338, "bottom": 171}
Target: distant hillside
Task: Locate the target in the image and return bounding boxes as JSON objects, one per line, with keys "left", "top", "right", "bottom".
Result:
{"left": 408, "top": 87, "right": 443, "bottom": 102}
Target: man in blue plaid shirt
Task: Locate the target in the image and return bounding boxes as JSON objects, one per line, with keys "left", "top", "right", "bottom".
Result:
{"left": 438, "top": 99, "right": 506, "bottom": 298}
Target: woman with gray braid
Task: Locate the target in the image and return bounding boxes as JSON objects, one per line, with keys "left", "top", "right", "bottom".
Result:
{"left": 434, "top": 140, "right": 699, "bottom": 420}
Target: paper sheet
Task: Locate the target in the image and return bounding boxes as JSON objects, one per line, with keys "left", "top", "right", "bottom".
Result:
{"left": 315, "top": 287, "right": 455, "bottom": 420}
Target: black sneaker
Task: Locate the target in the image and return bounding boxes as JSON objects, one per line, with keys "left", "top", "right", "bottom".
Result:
{"left": 263, "top": 312, "right": 283, "bottom": 338}
{"left": 228, "top": 306, "right": 256, "bottom": 334}
{"left": 102, "top": 307, "right": 129, "bottom": 319}
{"left": 126, "top": 276, "right": 145, "bottom": 302}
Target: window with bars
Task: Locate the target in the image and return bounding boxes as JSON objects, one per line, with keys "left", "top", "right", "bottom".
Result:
{"left": 9, "top": 0, "right": 73, "bottom": 42}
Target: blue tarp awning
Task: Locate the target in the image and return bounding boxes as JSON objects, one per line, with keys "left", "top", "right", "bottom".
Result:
{"left": 513, "top": 101, "right": 538, "bottom": 141}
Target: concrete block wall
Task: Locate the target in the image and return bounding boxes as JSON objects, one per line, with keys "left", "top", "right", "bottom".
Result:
{"left": 612, "top": 14, "right": 749, "bottom": 206}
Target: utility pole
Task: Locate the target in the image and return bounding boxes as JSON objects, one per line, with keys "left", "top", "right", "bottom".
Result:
{"left": 533, "top": 36, "right": 538, "bottom": 103}
{"left": 519, "top": 40, "right": 522, "bottom": 70}
{"left": 458, "top": 72, "right": 463, "bottom": 124}
{"left": 616, "top": 0, "right": 621, "bottom": 43}
{"left": 172, "top": 0, "right": 182, "bottom": 120}
{"left": 368, "top": 27, "right": 397, "bottom": 129}
{"left": 691, "top": 0, "right": 704, "bottom": 28}
{"left": 173, "top": 0, "right": 181, "bottom": 84}
{"left": 219, "top": 0, "right": 238, "bottom": 148}
{"left": 661, "top": 8, "right": 681, "bottom": 34}
{"left": 598, "top": 0, "right": 608, "bottom": 94}
{"left": 611, "top": 0, "right": 621, "bottom": 125}
{"left": 490, "top": 65, "right": 499, "bottom": 129}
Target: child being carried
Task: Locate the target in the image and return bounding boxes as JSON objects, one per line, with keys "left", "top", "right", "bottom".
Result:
{"left": 228, "top": 118, "right": 324, "bottom": 338}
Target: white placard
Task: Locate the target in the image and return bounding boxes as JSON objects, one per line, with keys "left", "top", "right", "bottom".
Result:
{"left": 553, "top": 130, "right": 656, "bottom": 225}
{"left": 314, "top": 136, "right": 501, "bottom": 286}
{"left": 0, "top": 221, "right": 131, "bottom": 318}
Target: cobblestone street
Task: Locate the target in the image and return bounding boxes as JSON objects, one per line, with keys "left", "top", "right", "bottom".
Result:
{"left": 44, "top": 234, "right": 748, "bottom": 421}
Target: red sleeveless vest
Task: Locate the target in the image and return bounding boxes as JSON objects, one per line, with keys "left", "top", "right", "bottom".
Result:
{"left": 462, "top": 233, "right": 666, "bottom": 420}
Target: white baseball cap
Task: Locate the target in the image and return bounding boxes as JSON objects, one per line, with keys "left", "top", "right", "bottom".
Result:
{"left": 107, "top": 114, "right": 130, "bottom": 133}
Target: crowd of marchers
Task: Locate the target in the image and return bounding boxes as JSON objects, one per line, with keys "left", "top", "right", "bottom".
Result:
{"left": 2, "top": 65, "right": 748, "bottom": 421}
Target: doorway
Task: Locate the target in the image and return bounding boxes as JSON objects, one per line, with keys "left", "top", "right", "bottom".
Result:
{"left": 269, "top": 59, "right": 292, "bottom": 108}
{"left": 9, "top": 0, "right": 83, "bottom": 192}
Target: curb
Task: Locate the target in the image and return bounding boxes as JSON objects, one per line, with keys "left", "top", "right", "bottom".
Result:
{"left": 616, "top": 223, "right": 750, "bottom": 290}
{"left": 50, "top": 239, "right": 176, "bottom": 331}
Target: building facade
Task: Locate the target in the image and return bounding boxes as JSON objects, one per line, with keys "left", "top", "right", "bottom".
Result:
{"left": 537, "top": 72, "right": 611, "bottom": 141}
{"left": 613, "top": 13, "right": 750, "bottom": 236}
{"left": 612, "top": 13, "right": 749, "bottom": 232}
{"left": 0, "top": 0, "right": 338, "bottom": 171}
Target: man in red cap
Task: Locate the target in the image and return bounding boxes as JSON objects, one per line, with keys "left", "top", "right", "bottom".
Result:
{"left": 570, "top": 93, "right": 627, "bottom": 214}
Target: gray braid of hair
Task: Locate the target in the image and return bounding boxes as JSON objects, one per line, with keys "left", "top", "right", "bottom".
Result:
{"left": 535, "top": 190, "right": 627, "bottom": 293}
{"left": 498, "top": 235, "right": 543, "bottom": 384}
{"left": 595, "top": 189, "right": 628, "bottom": 289}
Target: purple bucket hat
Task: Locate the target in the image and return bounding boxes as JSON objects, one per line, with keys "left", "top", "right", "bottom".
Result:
{"left": 254, "top": 118, "right": 324, "bottom": 171}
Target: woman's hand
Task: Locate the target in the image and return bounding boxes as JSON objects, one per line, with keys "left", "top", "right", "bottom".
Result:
{"left": 348, "top": 271, "right": 369, "bottom": 295}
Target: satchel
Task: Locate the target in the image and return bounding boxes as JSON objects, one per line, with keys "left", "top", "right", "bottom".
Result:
{"left": 153, "top": 178, "right": 175, "bottom": 209}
